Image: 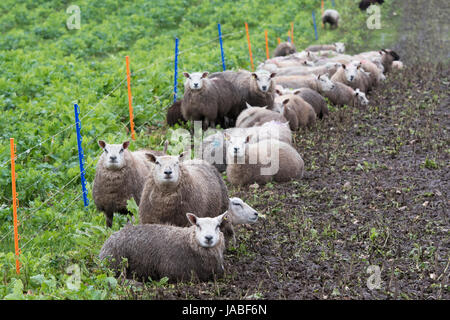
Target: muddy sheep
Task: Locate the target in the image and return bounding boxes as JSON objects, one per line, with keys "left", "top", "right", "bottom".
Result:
{"left": 209, "top": 70, "right": 276, "bottom": 112}
{"left": 306, "top": 42, "right": 345, "bottom": 53}
{"left": 276, "top": 94, "right": 316, "bottom": 131}
{"left": 351, "top": 60, "right": 384, "bottom": 87}
{"left": 235, "top": 103, "right": 287, "bottom": 128}
{"left": 359, "top": 0, "right": 384, "bottom": 11}
{"left": 277, "top": 87, "right": 329, "bottom": 119}
{"left": 317, "top": 74, "right": 369, "bottom": 107}
{"left": 99, "top": 213, "right": 226, "bottom": 283}
{"left": 93, "top": 140, "right": 164, "bottom": 228}
{"left": 273, "top": 41, "right": 297, "bottom": 57}
{"left": 331, "top": 63, "right": 372, "bottom": 93}
{"left": 166, "top": 100, "right": 185, "bottom": 126}
{"left": 322, "top": 9, "right": 340, "bottom": 29}
{"left": 181, "top": 72, "right": 240, "bottom": 129}
{"left": 224, "top": 134, "right": 304, "bottom": 186}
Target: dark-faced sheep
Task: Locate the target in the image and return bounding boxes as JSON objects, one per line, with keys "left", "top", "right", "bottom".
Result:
{"left": 93, "top": 140, "right": 164, "bottom": 228}
{"left": 273, "top": 41, "right": 297, "bottom": 57}
{"left": 322, "top": 9, "right": 340, "bottom": 29}
{"left": 99, "top": 213, "right": 226, "bottom": 283}
{"left": 224, "top": 134, "right": 304, "bottom": 186}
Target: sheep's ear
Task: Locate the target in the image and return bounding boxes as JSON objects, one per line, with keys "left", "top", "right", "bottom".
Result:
{"left": 122, "top": 141, "right": 130, "bottom": 149}
{"left": 163, "top": 140, "right": 169, "bottom": 154}
{"left": 342, "top": 64, "right": 346, "bottom": 69}
{"left": 355, "top": 89, "right": 360, "bottom": 96}
{"left": 145, "top": 152, "right": 157, "bottom": 163}
{"left": 216, "top": 212, "right": 227, "bottom": 224}
{"left": 183, "top": 72, "right": 190, "bottom": 78}
{"left": 282, "top": 99, "right": 290, "bottom": 105}
{"left": 251, "top": 73, "right": 258, "bottom": 79}
{"left": 186, "top": 213, "right": 198, "bottom": 226}
{"left": 245, "top": 102, "right": 252, "bottom": 109}
{"left": 270, "top": 72, "right": 277, "bottom": 78}
{"left": 317, "top": 74, "right": 321, "bottom": 80}
{"left": 245, "top": 135, "right": 251, "bottom": 143}
{"left": 275, "top": 89, "right": 282, "bottom": 95}
{"left": 201, "top": 72, "right": 209, "bottom": 78}
{"left": 98, "top": 140, "right": 106, "bottom": 149}
{"left": 223, "top": 132, "right": 230, "bottom": 141}
{"left": 293, "top": 90, "right": 301, "bottom": 95}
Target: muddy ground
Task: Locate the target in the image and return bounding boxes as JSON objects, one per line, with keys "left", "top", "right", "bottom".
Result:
{"left": 127, "top": 0, "right": 449, "bottom": 299}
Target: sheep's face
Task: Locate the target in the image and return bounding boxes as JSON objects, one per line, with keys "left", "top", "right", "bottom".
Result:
{"left": 252, "top": 72, "right": 275, "bottom": 93}
{"left": 228, "top": 197, "right": 259, "bottom": 224}
{"left": 317, "top": 75, "right": 335, "bottom": 91}
{"left": 146, "top": 153, "right": 186, "bottom": 187}
{"left": 224, "top": 132, "right": 250, "bottom": 159}
{"left": 355, "top": 89, "right": 369, "bottom": 106}
{"left": 98, "top": 140, "right": 129, "bottom": 170}
{"left": 343, "top": 64, "right": 358, "bottom": 82}
{"left": 183, "top": 72, "right": 208, "bottom": 90}
{"left": 335, "top": 42, "right": 345, "bottom": 53}
{"left": 187, "top": 213, "right": 225, "bottom": 248}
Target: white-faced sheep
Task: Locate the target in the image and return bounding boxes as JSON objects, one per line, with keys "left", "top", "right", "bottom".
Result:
{"left": 273, "top": 41, "right": 297, "bottom": 57}
{"left": 322, "top": 9, "right": 340, "bottom": 29}
{"left": 208, "top": 70, "right": 276, "bottom": 113}
{"left": 222, "top": 197, "right": 259, "bottom": 246}
{"left": 138, "top": 152, "right": 232, "bottom": 239}
{"left": 331, "top": 63, "right": 372, "bottom": 93}
{"left": 181, "top": 72, "right": 240, "bottom": 129}
{"left": 317, "top": 74, "right": 369, "bottom": 107}
{"left": 224, "top": 134, "right": 304, "bottom": 186}
{"left": 274, "top": 94, "right": 316, "bottom": 130}
{"left": 306, "top": 42, "right": 345, "bottom": 53}
{"left": 92, "top": 140, "right": 164, "bottom": 228}
{"left": 277, "top": 87, "right": 329, "bottom": 119}
{"left": 351, "top": 59, "right": 384, "bottom": 87}
{"left": 235, "top": 103, "right": 287, "bottom": 128}
{"left": 99, "top": 213, "right": 226, "bottom": 282}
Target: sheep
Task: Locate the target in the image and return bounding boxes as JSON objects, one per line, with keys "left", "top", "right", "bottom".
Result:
{"left": 221, "top": 197, "right": 259, "bottom": 246}
{"left": 99, "top": 213, "right": 227, "bottom": 283}
{"left": 180, "top": 72, "right": 240, "bottom": 129}
{"left": 322, "top": 9, "right": 340, "bottom": 29}
{"left": 274, "top": 75, "right": 320, "bottom": 91}
{"left": 317, "top": 74, "right": 369, "bottom": 107}
{"left": 224, "top": 134, "right": 304, "bottom": 186}
{"left": 166, "top": 100, "right": 185, "bottom": 126}
{"left": 359, "top": 0, "right": 384, "bottom": 10}
{"left": 92, "top": 140, "right": 165, "bottom": 228}
{"left": 209, "top": 70, "right": 277, "bottom": 112}
{"left": 354, "top": 49, "right": 400, "bottom": 73}
{"left": 331, "top": 64, "right": 372, "bottom": 93}
{"left": 202, "top": 121, "right": 292, "bottom": 173}
{"left": 273, "top": 41, "right": 297, "bottom": 57}
{"left": 235, "top": 103, "right": 287, "bottom": 128}
{"left": 273, "top": 62, "right": 342, "bottom": 78}
{"left": 278, "top": 87, "right": 329, "bottom": 119}
{"left": 276, "top": 94, "right": 316, "bottom": 130}
{"left": 306, "top": 42, "right": 345, "bottom": 53}
{"left": 138, "top": 152, "right": 232, "bottom": 240}
{"left": 351, "top": 59, "right": 384, "bottom": 87}
{"left": 392, "top": 60, "right": 404, "bottom": 71}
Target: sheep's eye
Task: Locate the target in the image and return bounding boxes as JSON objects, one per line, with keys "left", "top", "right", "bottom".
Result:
{"left": 196, "top": 224, "right": 201, "bottom": 230}
{"left": 119, "top": 148, "right": 124, "bottom": 153}
{"left": 233, "top": 202, "right": 242, "bottom": 207}
{"left": 216, "top": 224, "right": 220, "bottom": 230}
{"left": 104, "top": 149, "right": 108, "bottom": 153}
{"left": 155, "top": 161, "right": 160, "bottom": 165}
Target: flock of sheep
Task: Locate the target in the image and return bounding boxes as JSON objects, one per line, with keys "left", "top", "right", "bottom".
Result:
{"left": 95, "top": 11, "right": 402, "bottom": 283}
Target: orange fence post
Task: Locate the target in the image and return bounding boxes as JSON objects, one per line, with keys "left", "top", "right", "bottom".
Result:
{"left": 290, "top": 22, "right": 294, "bottom": 44}
{"left": 244, "top": 22, "right": 254, "bottom": 71}
{"left": 265, "top": 30, "right": 269, "bottom": 60}
{"left": 277, "top": 37, "right": 281, "bottom": 44}
{"left": 10, "top": 138, "right": 20, "bottom": 275}
{"left": 321, "top": 0, "right": 325, "bottom": 28}
{"left": 125, "top": 56, "right": 136, "bottom": 140}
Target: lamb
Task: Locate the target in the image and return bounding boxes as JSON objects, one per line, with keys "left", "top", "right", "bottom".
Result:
{"left": 225, "top": 134, "right": 304, "bottom": 186}
{"left": 273, "top": 41, "right": 297, "bottom": 57}
{"left": 306, "top": 42, "right": 345, "bottom": 53}
{"left": 331, "top": 64, "right": 372, "bottom": 93}
{"left": 166, "top": 100, "right": 185, "bottom": 126}
{"left": 202, "top": 121, "right": 292, "bottom": 172}
{"left": 274, "top": 75, "right": 320, "bottom": 91}
{"left": 180, "top": 72, "right": 240, "bottom": 129}
{"left": 322, "top": 9, "right": 340, "bottom": 29}
{"left": 208, "top": 70, "right": 276, "bottom": 112}
{"left": 317, "top": 74, "right": 369, "bottom": 107}
{"left": 235, "top": 103, "right": 287, "bottom": 128}
{"left": 138, "top": 152, "right": 232, "bottom": 239}
{"left": 276, "top": 95, "right": 316, "bottom": 131}
{"left": 359, "top": 0, "right": 384, "bottom": 10}
{"left": 99, "top": 213, "right": 226, "bottom": 283}
{"left": 92, "top": 140, "right": 164, "bottom": 228}
{"left": 351, "top": 60, "right": 384, "bottom": 87}
{"left": 278, "top": 87, "right": 329, "bottom": 119}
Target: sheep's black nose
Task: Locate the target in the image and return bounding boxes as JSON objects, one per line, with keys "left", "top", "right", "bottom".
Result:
{"left": 254, "top": 211, "right": 258, "bottom": 216}
{"left": 110, "top": 156, "right": 117, "bottom": 161}
{"left": 194, "top": 83, "right": 199, "bottom": 88}
{"left": 262, "top": 85, "right": 267, "bottom": 91}
{"left": 164, "top": 170, "right": 172, "bottom": 175}
{"left": 234, "top": 147, "right": 239, "bottom": 153}
{"left": 205, "top": 236, "right": 213, "bottom": 243}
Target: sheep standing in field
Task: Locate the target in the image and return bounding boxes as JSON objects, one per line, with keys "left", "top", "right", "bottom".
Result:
{"left": 209, "top": 70, "right": 276, "bottom": 112}
{"left": 181, "top": 72, "right": 240, "bottom": 129}
{"left": 306, "top": 42, "right": 345, "bottom": 53}
{"left": 276, "top": 94, "right": 316, "bottom": 131}
{"left": 277, "top": 87, "right": 329, "bottom": 119}
{"left": 317, "top": 74, "right": 369, "bottom": 107}
{"left": 93, "top": 140, "right": 164, "bottom": 228}
{"left": 331, "top": 64, "right": 372, "bottom": 93}
{"left": 235, "top": 103, "right": 287, "bottom": 128}
{"left": 225, "top": 133, "right": 304, "bottom": 186}
{"left": 138, "top": 152, "right": 232, "bottom": 239}
{"left": 166, "top": 100, "right": 185, "bottom": 126}
{"left": 359, "top": 0, "right": 384, "bottom": 10}
{"left": 99, "top": 213, "right": 227, "bottom": 282}
{"left": 322, "top": 9, "right": 340, "bottom": 29}
{"left": 273, "top": 41, "right": 297, "bottom": 57}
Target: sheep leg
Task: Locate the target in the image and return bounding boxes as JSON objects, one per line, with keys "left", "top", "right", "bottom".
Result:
{"left": 105, "top": 211, "right": 113, "bottom": 228}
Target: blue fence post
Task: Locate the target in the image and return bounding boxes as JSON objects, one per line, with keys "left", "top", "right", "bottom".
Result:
{"left": 312, "top": 11, "right": 319, "bottom": 41}
{"left": 173, "top": 37, "right": 179, "bottom": 103}
{"left": 331, "top": 0, "right": 335, "bottom": 7}
{"left": 74, "top": 104, "right": 89, "bottom": 208}
{"left": 218, "top": 23, "right": 226, "bottom": 71}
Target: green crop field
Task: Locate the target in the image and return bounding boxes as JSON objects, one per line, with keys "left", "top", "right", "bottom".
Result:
{"left": 0, "top": 0, "right": 416, "bottom": 300}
